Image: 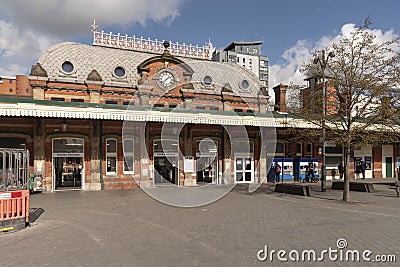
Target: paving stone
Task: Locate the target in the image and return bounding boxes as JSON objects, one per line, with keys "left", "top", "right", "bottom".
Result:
{"left": 0, "top": 184, "right": 398, "bottom": 266}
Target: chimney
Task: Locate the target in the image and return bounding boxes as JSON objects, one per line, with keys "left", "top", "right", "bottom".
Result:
{"left": 326, "top": 82, "right": 337, "bottom": 116}
{"left": 273, "top": 83, "right": 288, "bottom": 112}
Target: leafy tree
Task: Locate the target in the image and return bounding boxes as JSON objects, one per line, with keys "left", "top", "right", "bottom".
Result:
{"left": 289, "top": 18, "right": 400, "bottom": 201}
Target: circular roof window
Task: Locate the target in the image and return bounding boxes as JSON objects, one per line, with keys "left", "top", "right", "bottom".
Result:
{"left": 114, "top": 66, "right": 126, "bottom": 78}
{"left": 203, "top": 76, "right": 212, "bottom": 86}
{"left": 241, "top": 80, "right": 249, "bottom": 89}
{"left": 61, "top": 61, "right": 74, "bottom": 74}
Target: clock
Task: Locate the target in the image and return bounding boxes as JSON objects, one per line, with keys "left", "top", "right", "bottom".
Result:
{"left": 158, "top": 71, "right": 174, "bottom": 87}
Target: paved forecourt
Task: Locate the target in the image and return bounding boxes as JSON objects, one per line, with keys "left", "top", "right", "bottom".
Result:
{"left": 0, "top": 183, "right": 399, "bottom": 266}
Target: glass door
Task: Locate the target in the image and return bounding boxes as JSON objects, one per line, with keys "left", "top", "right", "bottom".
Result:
{"left": 196, "top": 139, "right": 218, "bottom": 184}
{"left": 233, "top": 141, "right": 254, "bottom": 183}
{"left": 54, "top": 157, "right": 83, "bottom": 189}
{"left": 153, "top": 139, "right": 179, "bottom": 185}
{"left": 52, "top": 138, "right": 84, "bottom": 191}
{"left": 235, "top": 157, "right": 253, "bottom": 183}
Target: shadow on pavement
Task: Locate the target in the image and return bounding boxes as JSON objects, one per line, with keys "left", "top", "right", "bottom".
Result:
{"left": 29, "top": 208, "right": 45, "bottom": 224}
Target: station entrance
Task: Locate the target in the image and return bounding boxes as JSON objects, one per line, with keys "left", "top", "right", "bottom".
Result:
{"left": 196, "top": 139, "right": 218, "bottom": 184}
{"left": 52, "top": 138, "right": 84, "bottom": 190}
{"left": 153, "top": 139, "right": 179, "bottom": 185}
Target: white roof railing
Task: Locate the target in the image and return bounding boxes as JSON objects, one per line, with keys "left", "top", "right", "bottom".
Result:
{"left": 91, "top": 22, "right": 213, "bottom": 60}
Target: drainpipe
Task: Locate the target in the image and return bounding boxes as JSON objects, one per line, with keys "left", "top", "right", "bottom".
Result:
{"left": 221, "top": 126, "right": 224, "bottom": 184}
{"left": 99, "top": 120, "right": 103, "bottom": 190}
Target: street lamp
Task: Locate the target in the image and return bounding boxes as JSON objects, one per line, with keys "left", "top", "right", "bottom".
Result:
{"left": 314, "top": 50, "right": 335, "bottom": 192}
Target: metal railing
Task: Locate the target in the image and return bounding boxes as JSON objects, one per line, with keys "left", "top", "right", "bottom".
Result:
{"left": 92, "top": 30, "right": 213, "bottom": 60}
{"left": 0, "top": 148, "right": 30, "bottom": 191}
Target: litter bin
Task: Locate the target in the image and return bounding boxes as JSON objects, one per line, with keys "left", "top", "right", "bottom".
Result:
{"left": 397, "top": 167, "right": 400, "bottom": 181}
{"left": 29, "top": 174, "right": 43, "bottom": 193}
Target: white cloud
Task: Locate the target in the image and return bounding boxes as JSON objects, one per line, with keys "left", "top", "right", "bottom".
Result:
{"left": 268, "top": 23, "right": 399, "bottom": 102}
{"left": 0, "top": 0, "right": 186, "bottom": 75}
{"left": 0, "top": 0, "right": 186, "bottom": 37}
{"left": 0, "top": 20, "right": 56, "bottom": 75}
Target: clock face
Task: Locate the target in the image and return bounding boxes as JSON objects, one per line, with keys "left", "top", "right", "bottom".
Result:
{"left": 159, "top": 71, "right": 174, "bottom": 87}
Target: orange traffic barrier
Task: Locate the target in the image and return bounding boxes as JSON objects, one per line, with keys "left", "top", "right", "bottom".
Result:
{"left": 0, "top": 190, "right": 29, "bottom": 224}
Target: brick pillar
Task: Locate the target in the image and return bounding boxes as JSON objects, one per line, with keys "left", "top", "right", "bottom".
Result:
{"left": 223, "top": 127, "right": 233, "bottom": 184}
{"left": 273, "top": 84, "right": 288, "bottom": 112}
{"left": 258, "top": 127, "right": 268, "bottom": 183}
{"left": 140, "top": 122, "right": 151, "bottom": 187}
{"left": 33, "top": 118, "right": 48, "bottom": 191}
{"left": 183, "top": 125, "right": 196, "bottom": 186}
{"left": 373, "top": 146, "right": 383, "bottom": 178}
{"left": 89, "top": 120, "right": 101, "bottom": 190}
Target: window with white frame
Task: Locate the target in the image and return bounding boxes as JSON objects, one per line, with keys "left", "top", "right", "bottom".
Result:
{"left": 123, "top": 138, "right": 134, "bottom": 173}
{"left": 106, "top": 138, "right": 117, "bottom": 174}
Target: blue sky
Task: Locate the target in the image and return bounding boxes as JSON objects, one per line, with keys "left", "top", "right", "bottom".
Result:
{"left": 0, "top": 0, "right": 398, "bottom": 91}
{"left": 116, "top": 0, "right": 399, "bottom": 64}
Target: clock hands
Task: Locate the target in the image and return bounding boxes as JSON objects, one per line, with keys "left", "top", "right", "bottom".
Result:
{"left": 160, "top": 74, "right": 167, "bottom": 83}
{"left": 160, "top": 72, "right": 173, "bottom": 86}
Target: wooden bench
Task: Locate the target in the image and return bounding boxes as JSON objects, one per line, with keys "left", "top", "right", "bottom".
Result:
{"left": 331, "top": 181, "right": 375, "bottom": 192}
{"left": 275, "top": 183, "right": 311, "bottom": 197}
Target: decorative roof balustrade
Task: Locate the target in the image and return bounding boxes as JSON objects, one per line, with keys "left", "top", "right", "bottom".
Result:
{"left": 92, "top": 27, "right": 213, "bottom": 60}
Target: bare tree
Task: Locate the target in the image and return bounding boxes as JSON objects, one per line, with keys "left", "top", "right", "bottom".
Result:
{"left": 289, "top": 18, "right": 400, "bottom": 201}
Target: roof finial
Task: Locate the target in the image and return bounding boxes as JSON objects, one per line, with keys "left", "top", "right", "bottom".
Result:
{"left": 163, "top": 40, "right": 170, "bottom": 49}
{"left": 91, "top": 19, "right": 98, "bottom": 32}
{"left": 162, "top": 40, "right": 171, "bottom": 56}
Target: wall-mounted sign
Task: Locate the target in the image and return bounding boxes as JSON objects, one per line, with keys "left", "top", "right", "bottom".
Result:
{"left": 364, "top": 156, "right": 372, "bottom": 170}
{"left": 184, "top": 157, "right": 194, "bottom": 173}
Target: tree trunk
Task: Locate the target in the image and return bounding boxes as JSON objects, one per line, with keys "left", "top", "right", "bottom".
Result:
{"left": 342, "top": 145, "right": 351, "bottom": 202}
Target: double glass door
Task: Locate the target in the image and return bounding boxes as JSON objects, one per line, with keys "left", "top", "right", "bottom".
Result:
{"left": 235, "top": 157, "right": 253, "bottom": 183}
{"left": 54, "top": 157, "right": 83, "bottom": 189}
{"left": 52, "top": 138, "right": 84, "bottom": 190}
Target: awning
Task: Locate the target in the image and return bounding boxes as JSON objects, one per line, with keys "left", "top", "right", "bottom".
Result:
{"left": 0, "top": 102, "right": 317, "bottom": 128}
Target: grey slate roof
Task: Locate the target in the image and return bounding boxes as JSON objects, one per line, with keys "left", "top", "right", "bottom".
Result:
{"left": 37, "top": 42, "right": 261, "bottom": 97}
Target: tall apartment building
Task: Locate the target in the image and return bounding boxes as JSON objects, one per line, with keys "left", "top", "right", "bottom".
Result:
{"left": 212, "top": 41, "right": 269, "bottom": 89}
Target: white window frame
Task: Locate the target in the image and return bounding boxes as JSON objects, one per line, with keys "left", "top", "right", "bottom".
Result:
{"left": 123, "top": 138, "right": 135, "bottom": 174}
{"left": 233, "top": 141, "right": 254, "bottom": 183}
{"left": 106, "top": 138, "right": 117, "bottom": 175}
